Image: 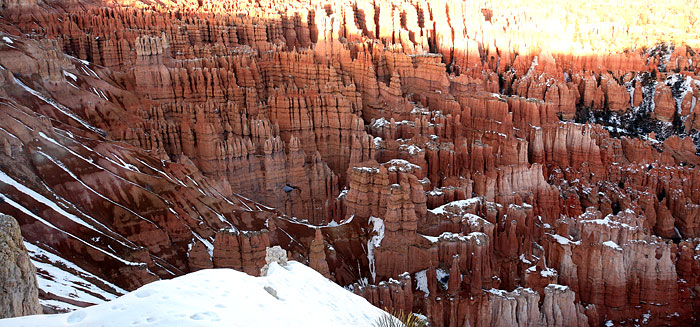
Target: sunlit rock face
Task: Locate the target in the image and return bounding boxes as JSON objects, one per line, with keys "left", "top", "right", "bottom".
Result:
{"left": 0, "top": 0, "right": 699, "bottom": 325}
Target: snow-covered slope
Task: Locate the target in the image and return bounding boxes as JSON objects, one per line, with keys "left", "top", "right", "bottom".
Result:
{"left": 24, "top": 242, "right": 126, "bottom": 312}
{"left": 0, "top": 262, "right": 391, "bottom": 327}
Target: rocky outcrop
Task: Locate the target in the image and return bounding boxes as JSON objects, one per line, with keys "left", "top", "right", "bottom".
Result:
{"left": 213, "top": 229, "right": 270, "bottom": 276}
{"left": 0, "top": 214, "right": 41, "bottom": 318}
{"left": 260, "top": 245, "right": 288, "bottom": 276}
{"left": 308, "top": 229, "right": 332, "bottom": 280}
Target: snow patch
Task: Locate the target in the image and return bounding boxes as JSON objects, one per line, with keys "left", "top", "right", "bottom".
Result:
{"left": 540, "top": 267, "right": 557, "bottom": 278}
{"left": 370, "top": 117, "right": 390, "bottom": 128}
{"left": 385, "top": 159, "right": 421, "bottom": 172}
{"left": 367, "top": 216, "right": 385, "bottom": 283}
{"left": 0, "top": 262, "right": 393, "bottom": 327}
{"left": 399, "top": 143, "right": 423, "bottom": 155}
{"left": 548, "top": 233, "right": 581, "bottom": 246}
{"left": 0, "top": 194, "right": 144, "bottom": 267}
{"left": 25, "top": 242, "right": 126, "bottom": 311}
{"left": 63, "top": 71, "right": 77, "bottom": 81}
{"left": 547, "top": 284, "right": 569, "bottom": 292}
{"left": 414, "top": 270, "right": 429, "bottom": 296}
{"left": 13, "top": 76, "right": 103, "bottom": 134}
{"left": 0, "top": 169, "right": 100, "bottom": 233}
{"left": 603, "top": 240, "right": 623, "bottom": 251}
{"left": 353, "top": 166, "right": 379, "bottom": 174}
{"left": 435, "top": 268, "right": 449, "bottom": 290}
{"left": 430, "top": 197, "right": 481, "bottom": 215}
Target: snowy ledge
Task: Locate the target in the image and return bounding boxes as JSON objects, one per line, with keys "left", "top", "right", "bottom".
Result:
{"left": 0, "top": 262, "right": 392, "bottom": 327}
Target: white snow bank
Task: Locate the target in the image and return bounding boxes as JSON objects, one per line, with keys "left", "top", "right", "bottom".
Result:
{"left": 603, "top": 240, "right": 623, "bottom": 251}
{"left": 0, "top": 262, "right": 392, "bottom": 327}
{"left": 24, "top": 242, "right": 126, "bottom": 311}
{"left": 430, "top": 197, "right": 481, "bottom": 215}
{"left": 414, "top": 270, "right": 429, "bottom": 296}
{"left": 367, "top": 216, "right": 385, "bottom": 283}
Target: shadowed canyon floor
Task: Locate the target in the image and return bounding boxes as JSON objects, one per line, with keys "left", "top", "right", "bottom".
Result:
{"left": 1, "top": 0, "right": 700, "bottom": 325}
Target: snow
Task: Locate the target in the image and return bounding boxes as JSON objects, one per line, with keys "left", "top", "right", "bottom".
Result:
{"left": 581, "top": 214, "right": 636, "bottom": 230}
{"left": 399, "top": 143, "right": 423, "bottom": 155}
{"left": 385, "top": 159, "right": 421, "bottom": 172}
{"left": 39, "top": 132, "right": 97, "bottom": 167}
{"left": 36, "top": 150, "right": 159, "bottom": 228}
{"left": 486, "top": 288, "right": 509, "bottom": 297}
{"left": 437, "top": 231, "right": 486, "bottom": 245}
{"left": 40, "top": 300, "right": 81, "bottom": 312}
{"left": 353, "top": 166, "right": 379, "bottom": 174}
{"left": 370, "top": 117, "right": 390, "bottom": 128}
{"left": 548, "top": 233, "right": 581, "bottom": 246}
{"left": 337, "top": 189, "right": 348, "bottom": 199}
{"left": 78, "top": 62, "right": 99, "bottom": 78}
{"left": 91, "top": 87, "right": 109, "bottom": 100}
{"left": 24, "top": 242, "right": 126, "bottom": 311}
{"left": 0, "top": 262, "right": 393, "bottom": 327}
{"left": 0, "top": 193, "right": 144, "bottom": 267}
{"left": 665, "top": 74, "right": 693, "bottom": 116}
{"left": 463, "top": 213, "right": 490, "bottom": 228}
{"left": 603, "top": 240, "right": 622, "bottom": 251}
{"left": 486, "top": 287, "right": 537, "bottom": 300}
{"left": 13, "top": 76, "right": 103, "bottom": 134}
{"left": 519, "top": 254, "right": 532, "bottom": 264}
{"left": 107, "top": 153, "right": 140, "bottom": 172}
{"left": 420, "top": 234, "right": 439, "bottom": 243}
{"left": 428, "top": 189, "right": 444, "bottom": 196}
{"left": 410, "top": 106, "right": 428, "bottom": 115}
{"left": 373, "top": 137, "right": 384, "bottom": 149}
{"left": 0, "top": 170, "right": 100, "bottom": 232}
{"left": 435, "top": 268, "right": 449, "bottom": 290}
{"left": 134, "top": 158, "right": 188, "bottom": 188}
{"left": 63, "top": 71, "right": 77, "bottom": 81}
{"left": 414, "top": 270, "right": 429, "bottom": 296}
{"left": 205, "top": 206, "right": 234, "bottom": 229}
{"left": 525, "top": 56, "right": 538, "bottom": 76}
{"left": 540, "top": 267, "right": 557, "bottom": 278}
{"left": 367, "top": 216, "right": 385, "bottom": 282}
{"left": 547, "top": 284, "right": 569, "bottom": 292}
{"left": 190, "top": 233, "right": 214, "bottom": 257}
{"left": 640, "top": 77, "right": 658, "bottom": 113}
{"left": 430, "top": 197, "right": 481, "bottom": 215}
{"left": 0, "top": 127, "right": 18, "bottom": 140}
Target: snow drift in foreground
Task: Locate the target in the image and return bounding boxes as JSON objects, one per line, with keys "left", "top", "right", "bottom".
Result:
{"left": 0, "top": 262, "right": 391, "bottom": 327}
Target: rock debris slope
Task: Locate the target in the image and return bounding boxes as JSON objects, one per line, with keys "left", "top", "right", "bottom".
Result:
{"left": 0, "top": 0, "right": 699, "bottom": 325}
